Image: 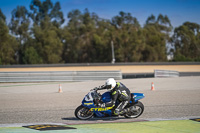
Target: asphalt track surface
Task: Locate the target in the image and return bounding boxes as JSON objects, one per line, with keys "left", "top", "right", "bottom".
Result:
{"left": 0, "top": 77, "right": 200, "bottom": 132}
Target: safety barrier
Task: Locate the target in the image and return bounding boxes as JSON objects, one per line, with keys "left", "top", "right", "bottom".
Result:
{"left": 154, "top": 69, "right": 179, "bottom": 78}
{"left": 0, "top": 71, "right": 122, "bottom": 82}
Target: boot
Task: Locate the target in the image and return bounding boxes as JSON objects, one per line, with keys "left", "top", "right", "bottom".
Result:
{"left": 119, "top": 108, "right": 129, "bottom": 116}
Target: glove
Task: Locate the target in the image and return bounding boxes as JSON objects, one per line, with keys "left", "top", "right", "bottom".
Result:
{"left": 90, "top": 87, "right": 98, "bottom": 91}
{"left": 99, "top": 85, "right": 105, "bottom": 90}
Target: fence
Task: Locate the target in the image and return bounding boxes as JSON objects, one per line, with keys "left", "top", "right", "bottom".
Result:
{"left": 0, "top": 71, "right": 122, "bottom": 82}
{"left": 154, "top": 69, "right": 179, "bottom": 78}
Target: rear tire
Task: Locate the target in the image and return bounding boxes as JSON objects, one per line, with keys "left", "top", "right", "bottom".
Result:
{"left": 75, "top": 105, "right": 94, "bottom": 120}
{"left": 124, "top": 101, "right": 144, "bottom": 118}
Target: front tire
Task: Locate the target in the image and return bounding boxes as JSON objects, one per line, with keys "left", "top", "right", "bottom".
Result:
{"left": 124, "top": 101, "right": 144, "bottom": 118}
{"left": 75, "top": 105, "right": 94, "bottom": 120}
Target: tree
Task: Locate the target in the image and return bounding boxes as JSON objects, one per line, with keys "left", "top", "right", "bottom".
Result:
{"left": 22, "top": 46, "right": 43, "bottom": 64}
{"left": 91, "top": 18, "right": 113, "bottom": 62}
{"left": 28, "top": 0, "right": 64, "bottom": 64}
{"left": 111, "top": 11, "right": 142, "bottom": 62}
{"left": 3, "top": 1, "right": 199, "bottom": 64}
{"left": 0, "top": 9, "right": 19, "bottom": 64}
{"left": 9, "top": 6, "right": 30, "bottom": 44}
{"left": 62, "top": 9, "right": 83, "bottom": 63}
{"left": 64, "top": 9, "right": 102, "bottom": 63}
{"left": 9, "top": 6, "right": 30, "bottom": 63}
{"left": 142, "top": 14, "right": 172, "bottom": 61}
{"left": 30, "top": 0, "right": 64, "bottom": 27}
{"left": 0, "top": 9, "right": 6, "bottom": 22}
{"left": 170, "top": 22, "right": 200, "bottom": 61}
{"left": 32, "top": 16, "right": 63, "bottom": 63}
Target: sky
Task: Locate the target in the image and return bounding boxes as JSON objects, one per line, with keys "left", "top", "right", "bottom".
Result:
{"left": 0, "top": 0, "right": 200, "bottom": 28}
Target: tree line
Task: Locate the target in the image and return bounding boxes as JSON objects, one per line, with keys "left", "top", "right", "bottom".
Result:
{"left": 0, "top": 0, "right": 200, "bottom": 65}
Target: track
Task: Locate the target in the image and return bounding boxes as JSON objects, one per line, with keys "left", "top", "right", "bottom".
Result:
{"left": 0, "top": 77, "right": 200, "bottom": 124}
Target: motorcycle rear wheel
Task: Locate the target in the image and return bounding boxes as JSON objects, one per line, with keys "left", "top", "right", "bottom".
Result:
{"left": 124, "top": 101, "right": 144, "bottom": 118}
{"left": 75, "top": 105, "right": 94, "bottom": 120}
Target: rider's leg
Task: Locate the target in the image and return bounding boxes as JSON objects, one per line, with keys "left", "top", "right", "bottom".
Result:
{"left": 114, "top": 101, "right": 129, "bottom": 115}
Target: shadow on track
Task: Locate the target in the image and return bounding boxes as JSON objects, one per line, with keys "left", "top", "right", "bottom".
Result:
{"left": 61, "top": 117, "right": 148, "bottom": 125}
{"left": 62, "top": 116, "right": 122, "bottom": 121}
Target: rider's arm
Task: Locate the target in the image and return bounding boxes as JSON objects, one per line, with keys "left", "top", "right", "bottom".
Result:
{"left": 91, "top": 85, "right": 106, "bottom": 91}
{"left": 97, "top": 85, "right": 106, "bottom": 90}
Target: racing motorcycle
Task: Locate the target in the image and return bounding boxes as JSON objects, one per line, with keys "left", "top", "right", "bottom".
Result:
{"left": 75, "top": 88, "right": 145, "bottom": 120}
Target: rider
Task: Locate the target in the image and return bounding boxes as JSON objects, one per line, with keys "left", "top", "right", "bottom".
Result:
{"left": 96, "top": 78, "right": 132, "bottom": 115}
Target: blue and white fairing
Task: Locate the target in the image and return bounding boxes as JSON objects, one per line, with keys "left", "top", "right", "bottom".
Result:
{"left": 101, "top": 92, "right": 112, "bottom": 103}
{"left": 82, "top": 91, "right": 112, "bottom": 117}
{"left": 132, "top": 93, "right": 145, "bottom": 103}
{"left": 82, "top": 91, "right": 96, "bottom": 107}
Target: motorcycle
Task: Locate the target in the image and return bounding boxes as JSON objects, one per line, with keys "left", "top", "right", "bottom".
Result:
{"left": 75, "top": 88, "right": 145, "bottom": 120}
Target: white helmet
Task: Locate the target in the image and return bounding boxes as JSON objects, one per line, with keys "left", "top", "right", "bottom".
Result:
{"left": 105, "top": 78, "right": 116, "bottom": 91}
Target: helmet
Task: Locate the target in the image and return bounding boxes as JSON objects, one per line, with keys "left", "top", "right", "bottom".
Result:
{"left": 105, "top": 78, "right": 116, "bottom": 91}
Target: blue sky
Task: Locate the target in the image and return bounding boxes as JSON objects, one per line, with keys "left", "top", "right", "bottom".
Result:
{"left": 0, "top": 0, "right": 200, "bottom": 28}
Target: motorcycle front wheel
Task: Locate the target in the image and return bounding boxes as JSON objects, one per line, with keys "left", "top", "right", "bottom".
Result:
{"left": 124, "top": 101, "right": 144, "bottom": 118}
{"left": 75, "top": 105, "right": 94, "bottom": 120}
